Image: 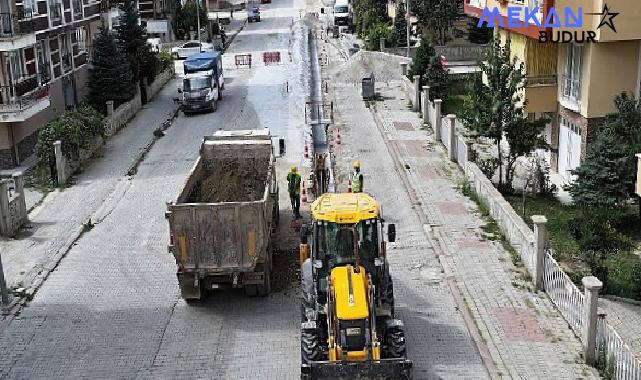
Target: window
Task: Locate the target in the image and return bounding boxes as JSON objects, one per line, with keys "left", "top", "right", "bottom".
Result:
{"left": 75, "top": 26, "right": 87, "bottom": 52}
{"left": 36, "top": 40, "right": 50, "bottom": 82}
{"left": 563, "top": 44, "right": 582, "bottom": 100}
{"left": 8, "top": 50, "right": 26, "bottom": 83}
{"left": 23, "top": 0, "right": 38, "bottom": 14}
{"left": 60, "top": 33, "right": 71, "bottom": 71}
{"left": 49, "top": 0, "right": 62, "bottom": 19}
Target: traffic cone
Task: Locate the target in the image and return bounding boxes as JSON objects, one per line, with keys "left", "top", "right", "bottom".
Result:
{"left": 336, "top": 129, "right": 341, "bottom": 145}
{"left": 347, "top": 178, "right": 352, "bottom": 193}
{"left": 302, "top": 182, "right": 308, "bottom": 203}
{"left": 304, "top": 144, "right": 309, "bottom": 158}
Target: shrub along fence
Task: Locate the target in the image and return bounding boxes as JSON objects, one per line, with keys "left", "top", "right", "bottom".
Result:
{"left": 413, "top": 68, "right": 641, "bottom": 377}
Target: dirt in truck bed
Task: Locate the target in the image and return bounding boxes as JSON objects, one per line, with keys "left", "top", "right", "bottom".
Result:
{"left": 188, "top": 159, "right": 269, "bottom": 203}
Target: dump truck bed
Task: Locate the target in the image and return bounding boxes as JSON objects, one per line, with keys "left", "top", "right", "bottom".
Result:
{"left": 167, "top": 129, "right": 277, "bottom": 274}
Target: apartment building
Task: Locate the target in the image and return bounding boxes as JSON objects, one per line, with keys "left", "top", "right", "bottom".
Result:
{"left": 465, "top": 0, "right": 641, "bottom": 183}
{"left": 0, "top": 0, "right": 106, "bottom": 169}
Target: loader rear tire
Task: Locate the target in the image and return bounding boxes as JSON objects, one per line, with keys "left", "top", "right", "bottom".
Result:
{"left": 301, "top": 330, "right": 321, "bottom": 364}
{"left": 385, "top": 327, "right": 407, "bottom": 359}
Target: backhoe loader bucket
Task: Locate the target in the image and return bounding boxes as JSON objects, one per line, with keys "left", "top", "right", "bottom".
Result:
{"left": 301, "top": 358, "right": 413, "bottom": 380}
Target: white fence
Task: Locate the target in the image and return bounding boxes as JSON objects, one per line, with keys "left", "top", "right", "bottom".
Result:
{"left": 543, "top": 250, "right": 586, "bottom": 335}
{"left": 440, "top": 116, "right": 450, "bottom": 148}
{"left": 597, "top": 317, "right": 641, "bottom": 380}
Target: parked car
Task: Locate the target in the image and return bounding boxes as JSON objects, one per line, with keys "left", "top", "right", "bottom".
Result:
{"left": 247, "top": 7, "right": 261, "bottom": 22}
{"left": 146, "top": 38, "right": 162, "bottom": 52}
{"left": 171, "top": 41, "right": 214, "bottom": 59}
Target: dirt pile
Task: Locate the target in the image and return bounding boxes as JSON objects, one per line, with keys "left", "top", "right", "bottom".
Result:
{"left": 188, "top": 160, "right": 268, "bottom": 203}
{"left": 332, "top": 51, "right": 411, "bottom": 84}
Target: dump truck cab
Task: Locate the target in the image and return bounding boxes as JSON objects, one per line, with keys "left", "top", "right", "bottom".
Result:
{"left": 300, "top": 193, "right": 411, "bottom": 379}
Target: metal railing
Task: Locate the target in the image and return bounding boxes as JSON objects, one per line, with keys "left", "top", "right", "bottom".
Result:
{"left": 543, "top": 250, "right": 586, "bottom": 335}
{"left": 560, "top": 74, "right": 581, "bottom": 102}
{"left": 0, "top": 9, "right": 34, "bottom": 37}
{"left": 525, "top": 74, "right": 557, "bottom": 86}
{"left": 100, "top": 0, "right": 119, "bottom": 11}
{"left": 596, "top": 316, "right": 641, "bottom": 379}
{"left": 61, "top": 54, "right": 73, "bottom": 72}
{"left": 0, "top": 74, "right": 49, "bottom": 112}
{"left": 73, "top": 0, "right": 84, "bottom": 18}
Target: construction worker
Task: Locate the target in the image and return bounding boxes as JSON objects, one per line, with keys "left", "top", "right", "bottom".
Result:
{"left": 287, "top": 165, "right": 302, "bottom": 219}
{"left": 352, "top": 161, "right": 363, "bottom": 193}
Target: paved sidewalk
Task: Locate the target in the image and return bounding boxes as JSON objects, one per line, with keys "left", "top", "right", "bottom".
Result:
{"left": 325, "top": 48, "right": 599, "bottom": 377}
{"left": 0, "top": 78, "right": 179, "bottom": 308}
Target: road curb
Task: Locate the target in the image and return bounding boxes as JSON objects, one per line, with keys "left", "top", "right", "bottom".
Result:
{"left": 366, "top": 106, "right": 502, "bottom": 380}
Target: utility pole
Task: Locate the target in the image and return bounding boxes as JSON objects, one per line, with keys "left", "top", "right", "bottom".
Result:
{"left": 406, "top": 0, "right": 410, "bottom": 58}
{"left": 197, "top": 0, "right": 202, "bottom": 50}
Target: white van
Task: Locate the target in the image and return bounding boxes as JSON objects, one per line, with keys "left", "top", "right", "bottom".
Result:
{"left": 333, "top": 0, "right": 351, "bottom": 27}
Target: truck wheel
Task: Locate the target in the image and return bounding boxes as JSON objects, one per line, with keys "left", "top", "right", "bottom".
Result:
{"left": 211, "top": 99, "right": 217, "bottom": 112}
{"left": 385, "top": 326, "right": 407, "bottom": 358}
{"left": 301, "top": 330, "right": 321, "bottom": 364}
{"left": 218, "top": 86, "right": 223, "bottom": 100}
{"left": 244, "top": 284, "right": 258, "bottom": 296}
{"left": 257, "top": 264, "right": 271, "bottom": 296}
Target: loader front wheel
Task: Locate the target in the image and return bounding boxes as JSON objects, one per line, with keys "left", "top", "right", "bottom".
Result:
{"left": 301, "top": 330, "right": 321, "bottom": 364}
{"left": 385, "top": 326, "right": 407, "bottom": 359}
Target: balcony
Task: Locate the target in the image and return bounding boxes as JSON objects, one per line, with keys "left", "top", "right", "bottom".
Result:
{"left": 524, "top": 75, "right": 557, "bottom": 113}
{"left": 559, "top": 74, "right": 581, "bottom": 113}
{"left": 0, "top": 10, "right": 36, "bottom": 51}
{"left": 0, "top": 75, "right": 50, "bottom": 122}
{"left": 99, "top": 0, "right": 119, "bottom": 12}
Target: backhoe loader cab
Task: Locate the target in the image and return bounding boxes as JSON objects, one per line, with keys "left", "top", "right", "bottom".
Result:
{"left": 299, "top": 193, "right": 412, "bottom": 379}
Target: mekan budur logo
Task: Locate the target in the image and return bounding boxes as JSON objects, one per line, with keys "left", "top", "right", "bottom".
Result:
{"left": 478, "top": 3, "right": 619, "bottom": 43}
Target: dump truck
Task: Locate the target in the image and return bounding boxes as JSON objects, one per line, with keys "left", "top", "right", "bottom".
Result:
{"left": 166, "top": 129, "right": 279, "bottom": 300}
{"left": 299, "top": 192, "right": 412, "bottom": 379}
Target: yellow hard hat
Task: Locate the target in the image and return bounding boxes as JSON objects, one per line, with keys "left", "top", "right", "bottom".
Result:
{"left": 353, "top": 160, "right": 360, "bottom": 168}
{"left": 291, "top": 165, "right": 298, "bottom": 173}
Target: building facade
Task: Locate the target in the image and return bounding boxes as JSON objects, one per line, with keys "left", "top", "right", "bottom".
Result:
{"left": 0, "top": 0, "right": 108, "bottom": 169}
{"left": 464, "top": 0, "right": 641, "bottom": 183}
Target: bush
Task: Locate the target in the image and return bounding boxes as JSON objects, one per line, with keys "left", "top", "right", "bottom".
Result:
{"left": 159, "top": 50, "right": 174, "bottom": 71}
{"left": 569, "top": 207, "right": 635, "bottom": 292}
{"left": 364, "top": 21, "right": 392, "bottom": 51}
{"left": 34, "top": 105, "right": 106, "bottom": 173}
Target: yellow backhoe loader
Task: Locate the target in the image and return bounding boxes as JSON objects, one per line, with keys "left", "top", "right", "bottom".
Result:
{"left": 299, "top": 192, "right": 412, "bottom": 379}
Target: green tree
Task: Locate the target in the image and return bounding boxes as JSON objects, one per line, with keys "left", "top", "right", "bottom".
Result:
{"left": 88, "top": 27, "right": 134, "bottom": 114}
{"left": 353, "top": 0, "right": 387, "bottom": 37}
{"left": 416, "top": 0, "right": 459, "bottom": 46}
{"left": 393, "top": 2, "right": 407, "bottom": 47}
{"left": 567, "top": 93, "right": 641, "bottom": 211}
{"left": 172, "top": 0, "right": 188, "bottom": 39}
{"left": 504, "top": 116, "right": 549, "bottom": 189}
{"left": 567, "top": 131, "right": 633, "bottom": 207}
{"left": 468, "top": 17, "right": 492, "bottom": 44}
{"left": 424, "top": 55, "right": 448, "bottom": 101}
{"left": 117, "top": 0, "right": 148, "bottom": 82}
{"left": 461, "top": 37, "right": 524, "bottom": 189}
{"left": 408, "top": 35, "right": 435, "bottom": 83}
{"left": 182, "top": 0, "right": 208, "bottom": 36}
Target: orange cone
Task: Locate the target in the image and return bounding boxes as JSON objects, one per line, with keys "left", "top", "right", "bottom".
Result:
{"left": 336, "top": 129, "right": 341, "bottom": 145}
{"left": 304, "top": 144, "right": 309, "bottom": 158}
{"left": 347, "top": 178, "right": 352, "bottom": 193}
{"left": 301, "top": 182, "right": 308, "bottom": 203}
